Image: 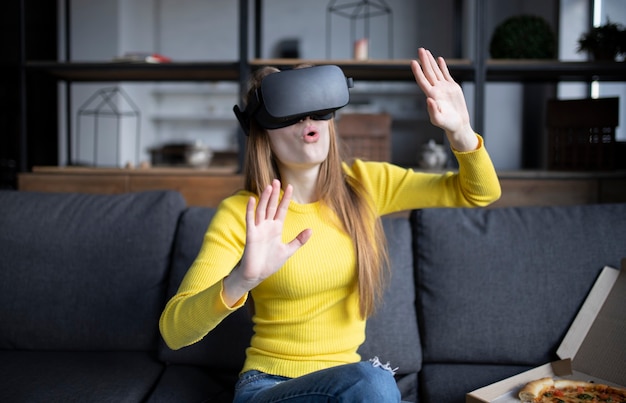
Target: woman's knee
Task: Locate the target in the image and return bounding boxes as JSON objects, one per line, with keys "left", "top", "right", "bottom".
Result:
{"left": 352, "top": 360, "right": 400, "bottom": 401}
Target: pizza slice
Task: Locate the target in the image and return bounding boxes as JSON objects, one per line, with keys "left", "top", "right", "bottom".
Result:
{"left": 518, "top": 377, "right": 626, "bottom": 402}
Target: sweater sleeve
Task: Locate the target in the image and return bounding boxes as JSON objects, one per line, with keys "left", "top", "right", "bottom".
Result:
{"left": 346, "top": 134, "right": 501, "bottom": 215}
{"left": 159, "top": 193, "right": 250, "bottom": 350}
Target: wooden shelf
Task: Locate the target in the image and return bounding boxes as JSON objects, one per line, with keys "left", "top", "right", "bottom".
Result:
{"left": 26, "top": 61, "right": 241, "bottom": 82}
{"left": 30, "top": 165, "right": 239, "bottom": 175}
{"left": 250, "top": 58, "right": 474, "bottom": 81}
{"left": 252, "top": 59, "right": 626, "bottom": 83}
{"left": 485, "top": 60, "right": 626, "bottom": 82}
{"left": 27, "top": 59, "right": 473, "bottom": 82}
{"left": 20, "top": 166, "right": 244, "bottom": 207}
{"left": 18, "top": 167, "right": 626, "bottom": 208}
{"left": 26, "top": 59, "right": 626, "bottom": 84}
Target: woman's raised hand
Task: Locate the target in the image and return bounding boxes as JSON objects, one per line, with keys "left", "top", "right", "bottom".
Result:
{"left": 223, "top": 179, "right": 312, "bottom": 306}
{"left": 411, "top": 48, "right": 478, "bottom": 152}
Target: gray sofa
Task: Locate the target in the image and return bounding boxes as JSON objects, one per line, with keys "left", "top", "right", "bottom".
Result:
{"left": 1, "top": 189, "right": 624, "bottom": 403}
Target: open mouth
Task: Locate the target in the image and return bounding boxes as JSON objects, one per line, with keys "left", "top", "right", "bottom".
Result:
{"left": 303, "top": 126, "right": 320, "bottom": 143}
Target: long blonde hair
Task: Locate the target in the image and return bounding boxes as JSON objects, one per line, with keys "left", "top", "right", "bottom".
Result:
{"left": 241, "top": 66, "right": 389, "bottom": 318}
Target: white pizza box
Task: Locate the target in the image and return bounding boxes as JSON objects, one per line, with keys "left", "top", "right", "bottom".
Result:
{"left": 466, "top": 260, "right": 626, "bottom": 403}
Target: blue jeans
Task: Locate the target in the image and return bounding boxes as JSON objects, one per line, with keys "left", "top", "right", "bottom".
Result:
{"left": 233, "top": 360, "right": 402, "bottom": 402}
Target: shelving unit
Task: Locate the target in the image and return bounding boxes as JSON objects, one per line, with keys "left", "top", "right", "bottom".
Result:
{"left": 485, "top": 60, "right": 626, "bottom": 82}
{"left": 27, "top": 59, "right": 626, "bottom": 84}
{"left": 249, "top": 58, "right": 473, "bottom": 81}
{"left": 26, "top": 61, "right": 241, "bottom": 82}
{"left": 12, "top": 0, "right": 626, "bottom": 204}
{"left": 149, "top": 115, "right": 235, "bottom": 123}
{"left": 17, "top": 0, "right": 626, "bottom": 171}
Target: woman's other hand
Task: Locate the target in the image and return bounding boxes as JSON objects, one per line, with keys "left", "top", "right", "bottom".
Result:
{"left": 411, "top": 48, "right": 478, "bottom": 152}
{"left": 222, "top": 179, "right": 312, "bottom": 306}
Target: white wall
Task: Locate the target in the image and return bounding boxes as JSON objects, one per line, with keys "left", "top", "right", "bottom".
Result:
{"left": 156, "top": 0, "right": 238, "bottom": 60}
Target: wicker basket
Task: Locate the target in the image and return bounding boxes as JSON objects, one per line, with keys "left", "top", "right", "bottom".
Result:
{"left": 546, "top": 98, "right": 619, "bottom": 170}
{"left": 336, "top": 113, "right": 392, "bottom": 162}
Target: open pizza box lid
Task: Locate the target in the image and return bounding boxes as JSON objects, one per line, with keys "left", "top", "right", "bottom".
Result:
{"left": 466, "top": 260, "right": 626, "bottom": 403}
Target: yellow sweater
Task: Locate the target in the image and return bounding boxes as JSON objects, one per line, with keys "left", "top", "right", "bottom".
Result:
{"left": 159, "top": 135, "right": 500, "bottom": 378}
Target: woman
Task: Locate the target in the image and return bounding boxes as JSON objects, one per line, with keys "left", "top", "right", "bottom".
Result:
{"left": 160, "top": 48, "right": 501, "bottom": 402}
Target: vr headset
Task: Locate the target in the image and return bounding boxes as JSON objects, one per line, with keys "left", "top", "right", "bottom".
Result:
{"left": 233, "top": 65, "right": 353, "bottom": 135}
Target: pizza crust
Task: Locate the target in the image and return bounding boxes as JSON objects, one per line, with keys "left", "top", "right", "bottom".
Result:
{"left": 552, "top": 379, "right": 596, "bottom": 390}
{"left": 518, "top": 377, "right": 554, "bottom": 402}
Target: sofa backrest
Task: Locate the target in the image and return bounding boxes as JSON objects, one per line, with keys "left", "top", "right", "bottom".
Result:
{"left": 0, "top": 190, "right": 186, "bottom": 351}
{"left": 412, "top": 203, "right": 626, "bottom": 367}
{"left": 159, "top": 208, "right": 422, "bottom": 377}
{"left": 358, "top": 215, "right": 421, "bottom": 376}
{"left": 158, "top": 206, "right": 254, "bottom": 373}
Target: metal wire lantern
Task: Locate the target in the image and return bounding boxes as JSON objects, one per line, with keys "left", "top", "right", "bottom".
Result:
{"left": 326, "top": 0, "right": 393, "bottom": 59}
{"left": 76, "top": 87, "right": 141, "bottom": 166}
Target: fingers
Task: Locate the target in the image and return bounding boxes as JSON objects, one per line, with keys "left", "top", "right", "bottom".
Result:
{"left": 412, "top": 50, "right": 437, "bottom": 96}
{"left": 245, "top": 180, "right": 312, "bottom": 270}
{"left": 287, "top": 228, "right": 313, "bottom": 255}
{"left": 275, "top": 184, "right": 292, "bottom": 222}
{"left": 411, "top": 59, "right": 428, "bottom": 91}
{"left": 416, "top": 48, "right": 442, "bottom": 84}
{"left": 425, "top": 97, "right": 448, "bottom": 129}
{"left": 253, "top": 180, "right": 292, "bottom": 225}
{"left": 437, "top": 56, "right": 453, "bottom": 82}
{"left": 424, "top": 49, "right": 444, "bottom": 82}
{"left": 412, "top": 48, "right": 454, "bottom": 88}
{"left": 265, "top": 180, "right": 281, "bottom": 221}
{"left": 246, "top": 195, "right": 257, "bottom": 228}
{"left": 255, "top": 183, "right": 272, "bottom": 224}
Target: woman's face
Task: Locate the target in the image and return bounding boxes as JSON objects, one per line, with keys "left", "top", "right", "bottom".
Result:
{"left": 266, "top": 117, "right": 331, "bottom": 171}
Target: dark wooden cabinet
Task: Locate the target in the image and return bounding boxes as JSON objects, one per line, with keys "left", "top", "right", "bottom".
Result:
{"left": 18, "top": 167, "right": 626, "bottom": 208}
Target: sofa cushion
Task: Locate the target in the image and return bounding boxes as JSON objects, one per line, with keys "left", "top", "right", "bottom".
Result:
{"left": 358, "top": 215, "right": 422, "bottom": 375}
{"left": 147, "top": 365, "right": 236, "bottom": 403}
{"left": 0, "top": 190, "right": 186, "bottom": 351}
{"left": 158, "top": 207, "right": 253, "bottom": 372}
{"left": 419, "top": 363, "right": 532, "bottom": 403}
{"left": 0, "top": 351, "right": 163, "bottom": 403}
{"left": 412, "top": 204, "right": 626, "bottom": 366}
{"left": 395, "top": 373, "right": 418, "bottom": 403}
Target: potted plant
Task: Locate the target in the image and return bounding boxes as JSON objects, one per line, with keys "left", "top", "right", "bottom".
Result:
{"left": 489, "top": 15, "right": 557, "bottom": 59}
{"left": 577, "top": 20, "right": 626, "bottom": 61}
